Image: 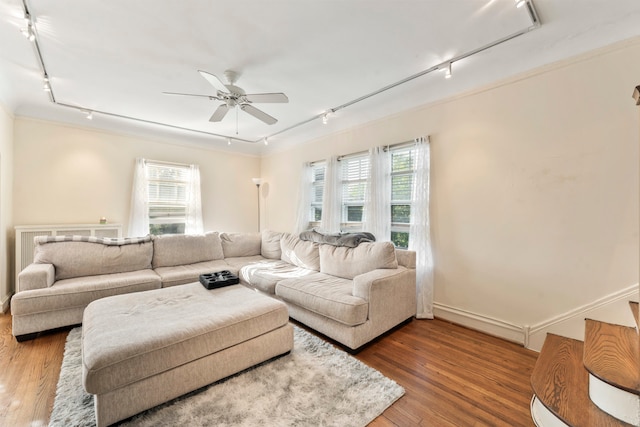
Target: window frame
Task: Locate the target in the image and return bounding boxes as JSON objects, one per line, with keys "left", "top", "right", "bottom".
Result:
{"left": 308, "top": 161, "right": 326, "bottom": 228}
{"left": 340, "top": 153, "right": 370, "bottom": 232}
{"left": 145, "top": 160, "right": 192, "bottom": 235}
{"left": 389, "top": 145, "right": 415, "bottom": 249}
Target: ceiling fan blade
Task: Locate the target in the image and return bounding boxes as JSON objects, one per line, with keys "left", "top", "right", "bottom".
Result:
{"left": 209, "top": 104, "right": 230, "bottom": 122}
{"left": 240, "top": 104, "right": 277, "bottom": 125}
{"left": 243, "top": 93, "right": 289, "bottom": 104}
{"left": 198, "top": 70, "right": 229, "bottom": 93}
{"left": 162, "top": 91, "right": 217, "bottom": 100}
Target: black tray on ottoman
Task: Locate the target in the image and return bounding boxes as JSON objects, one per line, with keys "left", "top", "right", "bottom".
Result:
{"left": 199, "top": 271, "right": 240, "bottom": 289}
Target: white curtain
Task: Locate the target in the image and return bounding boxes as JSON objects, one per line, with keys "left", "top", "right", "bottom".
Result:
{"left": 364, "top": 146, "right": 391, "bottom": 241}
{"left": 294, "top": 162, "right": 313, "bottom": 234}
{"left": 320, "top": 155, "right": 342, "bottom": 233}
{"left": 184, "top": 164, "right": 203, "bottom": 234}
{"left": 409, "top": 136, "right": 434, "bottom": 319}
{"left": 128, "top": 158, "right": 149, "bottom": 237}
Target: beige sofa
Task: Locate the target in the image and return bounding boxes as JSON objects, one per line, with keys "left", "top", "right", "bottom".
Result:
{"left": 12, "top": 230, "right": 416, "bottom": 351}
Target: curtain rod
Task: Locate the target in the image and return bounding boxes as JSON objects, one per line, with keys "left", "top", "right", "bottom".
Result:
{"left": 309, "top": 136, "right": 426, "bottom": 164}
{"left": 143, "top": 158, "right": 192, "bottom": 168}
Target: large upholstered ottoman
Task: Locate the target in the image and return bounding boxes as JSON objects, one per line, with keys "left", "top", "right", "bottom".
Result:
{"left": 82, "top": 282, "right": 293, "bottom": 427}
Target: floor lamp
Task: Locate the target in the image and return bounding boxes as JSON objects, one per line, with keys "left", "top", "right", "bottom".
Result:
{"left": 252, "top": 178, "right": 262, "bottom": 232}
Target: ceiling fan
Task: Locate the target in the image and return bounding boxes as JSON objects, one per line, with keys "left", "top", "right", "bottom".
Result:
{"left": 164, "top": 70, "right": 288, "bottom": 126}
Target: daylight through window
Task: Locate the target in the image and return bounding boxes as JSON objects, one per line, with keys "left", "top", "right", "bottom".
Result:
{"left": 146, "top": 161, "right": 191, "bottom": 235}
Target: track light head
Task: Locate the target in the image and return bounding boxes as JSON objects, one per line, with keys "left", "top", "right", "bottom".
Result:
{"left": 515, "top": 0, "right": 526, "bottom": 8}
{"left": 21, "top": 24, "right": 35, "bottom": 41}
{"left": 438, "top": 62, "right": 452, "bottom": 79}
{"left": 227, "top": 137, "right": 232, "bottom": 146}
{"left": 263, "top": 137, "right": 269, "bottom": 146}
{"left": 322, "top": 114, "right": 328, "bottom": 125}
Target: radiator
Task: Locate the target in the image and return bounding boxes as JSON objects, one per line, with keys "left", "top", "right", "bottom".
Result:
{"left": 15, "top": 223, "right": 123, "bottom": 288}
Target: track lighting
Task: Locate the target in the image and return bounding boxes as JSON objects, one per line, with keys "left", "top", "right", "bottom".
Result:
{"left": 227, "top": 137, "right": 232, "bottom": 146}
{"left": 86, "top": 111, "right": 93, "bottom": 120}
{"left": 21, "top": 23, "right": 35, "bottom": 41}
{"left": 263, "top": 137, "right": 269, "bottom": 146}
{"left": 438, "top": 62, "right": 452, "bottom": 79}
{"left": 322, "top": 114, "right": 328, "bottom": 125}
{"left": 43, "top": 76, "right": 51, "bottom": 91}
{"left": 515, "top": 0, "right": 526, "bottom": 8}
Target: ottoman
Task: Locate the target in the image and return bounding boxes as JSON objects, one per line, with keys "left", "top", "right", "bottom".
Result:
{"left": 82, "top": 282, "right": 293, "bottom": 427}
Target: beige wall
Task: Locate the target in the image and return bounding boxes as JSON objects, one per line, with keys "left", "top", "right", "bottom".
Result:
{"left": 13, "top": 119, "right": 261, "bottom": 237}
{"left": 261, "top": 39, "right": 640, "bottom": 327}
{"left": 0, "top": 103, "right": 14, "bottom": 310}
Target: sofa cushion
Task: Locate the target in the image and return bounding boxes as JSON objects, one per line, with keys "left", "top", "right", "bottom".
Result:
{"left": 220, "top": 232, "right": 262, "bottom": 258}
{"left": 223, "top": 255, "right": 265, "bottom": 271}
{"left": 280, "top": 233, "right": 320, "bottom": 271}
{"left": 152, "top": 232, "right": 223, "bottom": 268}
{"left": 261, "top": 230, "right": 284, "bottom": 259}
{"left": 10, "top": 270, "right": 162, "bottom": 316}
{"left": 153, "top": 259, "right": 231, "bottom": 287}
{"left": 319, "top": 242, "right": 398, "bottom": 280}
{"left": 239, "top": 260, "right": 317, "bottom": 294}
{"left": 276, "top": 273, "right": 368, "bottom": 326}
{"left": 34, "top": 240, "right": 154, "bottom": 281}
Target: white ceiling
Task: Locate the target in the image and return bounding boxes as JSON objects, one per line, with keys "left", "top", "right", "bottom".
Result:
{"left": 1, "top": 0, "right": 639, "bottom": 155}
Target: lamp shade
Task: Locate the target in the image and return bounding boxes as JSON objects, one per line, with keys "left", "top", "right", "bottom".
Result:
{"left": 252, "top": 178, "right": 263, "bottom": 186}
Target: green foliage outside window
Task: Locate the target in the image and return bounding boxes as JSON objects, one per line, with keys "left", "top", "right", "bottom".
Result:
{"left": 391, "top": 231, "right": 409, "bottom": 249}
{"left": 149, "top": 223, "right": 185, "bottom": 235}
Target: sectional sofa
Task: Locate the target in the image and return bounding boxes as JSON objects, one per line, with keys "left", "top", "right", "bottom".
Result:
{"left": 12, "top": 230, "right": 417, "bottom": 351}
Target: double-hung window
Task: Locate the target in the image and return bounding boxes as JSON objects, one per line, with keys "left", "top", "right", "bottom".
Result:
{"left": 146, "top": 161, "right": 191, "bottom": 235}
{"left": 341, "top": 154, "right": 370, "bottom": 232}
{"left": 303, "top": 144, "right": 417, "bottom": 247}
{"left": 309, "top": 162, "right": 326, "bottom": 226}
{"left": 390, "top": 146, "right": 415, "bottom": 249}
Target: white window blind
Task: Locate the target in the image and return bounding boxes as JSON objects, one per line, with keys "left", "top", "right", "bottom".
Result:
{"left": 341, "top": 154, "right": 370, "bottom": 226}
{"left": 390, "top": 146, "right": 415, "bottom": 248}
{"left": 146, "top": 161, "right": 190, "bottom": 235}
{"left": 310, "top": 162, "right": 326, "bottom": 223}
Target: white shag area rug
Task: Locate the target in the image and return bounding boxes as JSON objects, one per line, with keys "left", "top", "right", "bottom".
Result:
{"left": 49, "top": 326, "right": 404, "bottom": 427}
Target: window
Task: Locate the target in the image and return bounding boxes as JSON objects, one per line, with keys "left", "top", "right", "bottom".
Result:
{"left": 390, "top": 146, "right": 415, "bottom": 249}
{"left": 310, "top": 162, "right": 326, "bottom": 225}
{"left": 303, "top": 143, "right": 416, "bottom": 247}
{"left": 129, "top": 158, "right": 203, "bottom": 237}
{"left": 341, "top": 154, "right": 370, "bottom": 231}
{"left": 146, "top": 162, "right": 190, "bottom": 235}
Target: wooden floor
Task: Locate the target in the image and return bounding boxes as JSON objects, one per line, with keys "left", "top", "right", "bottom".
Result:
{"left": 0, "top": 312, "right": 538, "bottom": 427}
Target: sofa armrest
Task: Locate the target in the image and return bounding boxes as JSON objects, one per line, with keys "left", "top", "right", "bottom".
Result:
{"left": 18, "top": 263, "right": 55, "bottom": 292}
{"left": 352, "top": 267, "right": 410, "bottom": 301}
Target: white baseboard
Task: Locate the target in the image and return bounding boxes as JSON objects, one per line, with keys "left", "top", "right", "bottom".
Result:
{"left": 1, "top": 294, "right": 10, "bottom": 314}
{"left": 434, "top": 283, "right": 639, "bottom": 352}
{"left": 433, "top": 302, "right": 526, "bottom": 345}
{"left": 526, "top": 284, "right": 639, "bottom": 352}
